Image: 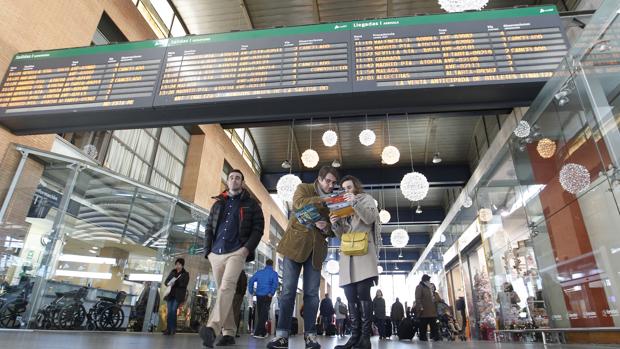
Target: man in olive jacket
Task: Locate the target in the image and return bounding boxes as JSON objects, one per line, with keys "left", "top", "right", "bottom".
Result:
{"left": 267, "top": 166, "right": 338, "bottom": 349}
{"left": 200, "top": 169, "right": 264, "bottom": 348}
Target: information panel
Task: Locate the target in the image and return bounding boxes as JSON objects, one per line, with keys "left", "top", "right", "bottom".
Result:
{"left": 155, "top": 25, "right": 351, "bottom": 106}
{"left": 0, "top": 41, "right": 166, "bottom": 116}
{"left": 0, "top": 6, "right": 569, "bottom": 134}
{"left": 351, "top": 8, "right": 567, "bottom": 91}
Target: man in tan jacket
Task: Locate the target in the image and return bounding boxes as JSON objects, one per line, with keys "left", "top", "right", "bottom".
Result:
{"left": 267, "top": 166, "right": 338, "bottom": 349}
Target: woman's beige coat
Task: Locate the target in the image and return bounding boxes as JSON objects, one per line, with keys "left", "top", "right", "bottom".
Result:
{"left": 332, "top": 193, "right": 381, "bottom": 286}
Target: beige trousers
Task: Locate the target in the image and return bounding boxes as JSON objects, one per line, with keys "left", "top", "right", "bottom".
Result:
{"left": 207, "top": 248, "right": 246, "bottom": 336}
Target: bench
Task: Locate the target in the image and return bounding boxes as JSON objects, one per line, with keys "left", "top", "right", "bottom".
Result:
{"left": 494, "top": 327, "right": 620, "bottom": 344}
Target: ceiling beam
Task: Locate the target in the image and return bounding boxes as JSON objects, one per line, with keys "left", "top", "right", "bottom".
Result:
{"left": 239, "top": 0, "right": 254, "bottom": 29}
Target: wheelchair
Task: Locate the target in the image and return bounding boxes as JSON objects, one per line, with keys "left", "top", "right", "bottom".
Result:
{"left": 34, "top": 287, "right": 88, "bottom": 330}
{"left": 86, "top": 291, "right": 126, "bottom": 330}
{"left": 0, "top": 278, "right": 33, "bottom": 328}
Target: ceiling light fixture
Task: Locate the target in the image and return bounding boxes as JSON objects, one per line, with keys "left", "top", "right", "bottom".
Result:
{"left": 513, "top": 120, "right": 531, "bottom": 138}
{"left": 559, "top": 163, "right": 591, "bottom": 195}
{"left": 302, "top": 118, "right": 320, "bottom": 168}
{"left": 359, "top": 114, "right": 376, "bottom": 146}
{"left": 322, "top": 117, "right": 338, "bottom": 147}
{"left": 390, "top": 187, "right": 409, "bottom": 248}
{"left": 381, "top": 115, "right": 400, "bottom": 165}
{"left": 277, "top": 122, "right": 302, "bottom": 201}
{"left": 432, "top": 152, "right": 442, "bottom": 164}
{"left": 536, "top": 138, "right": 556, "bottom": 159}
{"left": 325, "top": 259, "right": 339, "bottom": 274}
{"left": 281, "top": 159, "right": 291, "bottom": 169}
{"left": 401, "top": 115, "right": 429, "bottom": 201}
{"left": 479, "top": 208, "right": 493, "bottom": 222}
{"left": 379, "top": 209, "right": 391, "bottom": 224}
{"left": 331, "top": 159, "right": 341, "bottom": 168}
{"left": 438, "top": 0, "right": 489, "bottom": 12}
{"left": 416, "top": 204, "right": 423, "bottom": 214}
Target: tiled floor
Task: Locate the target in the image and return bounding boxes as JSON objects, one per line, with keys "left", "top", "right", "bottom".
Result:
{"left": 0, "top": 330, "right": 618, "bottom": 349}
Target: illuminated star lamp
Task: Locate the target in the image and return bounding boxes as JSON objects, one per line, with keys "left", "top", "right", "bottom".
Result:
{"left": 381, "top": 145, "right": 400, "bottom": 165}
{"left": 301, "top": 149, "right": 319, "bottom": 168}
{"left": 390, "top": 228, "right": 409, "bottom": 248}
{"left": 276, "top": 174, "right": 302, "bottom": 202}
{"left": 400, "top": 172, "right": 429, "bottom": 202}
{"left": 322, "top": 129, "right": 338, "bottom": 147}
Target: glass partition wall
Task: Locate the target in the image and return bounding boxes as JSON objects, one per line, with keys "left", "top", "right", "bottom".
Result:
{"left": 412, "top": 0, "right": 620, "bottom": 343}
{"left": 0, "top": 145, "right": 209, "bottom": 332}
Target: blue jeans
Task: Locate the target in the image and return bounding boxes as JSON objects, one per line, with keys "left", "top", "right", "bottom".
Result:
{"left": 167, "top": 298, "right": 179, "bottom": 333}
{"left": 276, "top": 255, "right": 320, "bottom": 338}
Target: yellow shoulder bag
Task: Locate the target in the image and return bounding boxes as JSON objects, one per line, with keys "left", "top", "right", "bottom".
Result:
{"left": 340, "top": 232, "right": 369, "bottom": 256}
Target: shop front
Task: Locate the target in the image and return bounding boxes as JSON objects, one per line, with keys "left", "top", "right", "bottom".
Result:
{"left": 0, "top": 145, "right": 213, "bottom": 332}
{"left": 415, "top": 1, "right": 620, "bottom": 343}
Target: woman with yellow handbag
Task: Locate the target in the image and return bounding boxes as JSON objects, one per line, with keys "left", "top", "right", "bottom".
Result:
{"left": 330, "top": 175, "right": 381, "bottom": 349}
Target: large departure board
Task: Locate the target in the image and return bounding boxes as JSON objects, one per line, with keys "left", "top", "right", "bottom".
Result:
{"left": 0, "top": 6, "right": 569, "bottom": 134}
{"left": 0, "top": 41, "right": 166, "bottom": 115}
{"left": 352, "top": 15, "right": 567, "bottom": 91}
{"left": 155, "top": 26, "right": 351, "bottom": 106}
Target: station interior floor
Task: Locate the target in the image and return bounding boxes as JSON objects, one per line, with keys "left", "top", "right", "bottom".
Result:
{"left": 1, "top": 330, "right": 618, "bottom": 349}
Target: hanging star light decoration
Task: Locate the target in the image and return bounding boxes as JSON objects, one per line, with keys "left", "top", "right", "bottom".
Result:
{"left": 478, "top": 208, "right": 493, "bottom": 222}
{"left": 322, "top": 129, "right": 338, "bottom": 147}
{"left": 276, "top": 174, "right": 302, "bottom": 202}
{"left": 463, "top": 195, "right": 473, "bottom": 208}
{"left": 325, "top": 259, "right": 340, "bottom": 274}
{"left": 400, "top": 172, "right": 429, "bottom": 202}
{"left": 390, "top": 228, "right": 409, "bottom": 248}
{"left": 381, "top": 145, "right": 400, "bottom": 165}
{"left": 301, "top": 149, "right": 319, "bottom": 168}
{"left": 536, "top": 138, "right": 557, "bottom": 159}
{"left": 438, "top": 0, "right": 489, "bottom": 12}
{"left": 359, "top": 129, "right": 376, "bottom": 146}
{"left": 513, "top": 120, "right": 531, "bottom": 138}
{"left": 559, "top": 163, "right": 590, "bottom": 194}
{"left": 379, "top": 209, "right": 391, "bottom": 224}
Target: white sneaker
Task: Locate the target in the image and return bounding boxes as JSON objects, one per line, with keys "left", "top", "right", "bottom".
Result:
{"left": 305, "top": 334, "right": 321, "bottom": 349}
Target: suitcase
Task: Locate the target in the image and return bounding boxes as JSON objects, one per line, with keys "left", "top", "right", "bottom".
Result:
{"left": 398, "top": 318, "right": 415, "bottom": 340}
{"left": 325, "top": 323, "right": 337, "bottom": 336}
{"left": 291, "top": 317, "right": 299, "bottom": 335}
{"left": 384, "top": 320, "right": 392, "bottom": 337}
{"left": 316, "top": 322, "right": 324, "bottom": 335}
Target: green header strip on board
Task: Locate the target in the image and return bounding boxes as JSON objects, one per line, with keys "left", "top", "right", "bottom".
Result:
{"left": 14, "top": 5, "right": 558, "bottom": 59}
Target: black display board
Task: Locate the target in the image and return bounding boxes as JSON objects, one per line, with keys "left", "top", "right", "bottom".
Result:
{"left": 0, "top": 6, "right": 568, "bottom": 134}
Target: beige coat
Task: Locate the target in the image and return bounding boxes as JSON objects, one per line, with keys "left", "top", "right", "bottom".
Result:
{"left": 332, "top": 193, "right": 380, "bottom": 286}
{"left": 277, "top": 183, "right": 332, "bottom": 270}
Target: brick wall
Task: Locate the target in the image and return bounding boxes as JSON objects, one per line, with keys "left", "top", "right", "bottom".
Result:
{"left": 180, "top": 124, "right": 289, "bottom": 248}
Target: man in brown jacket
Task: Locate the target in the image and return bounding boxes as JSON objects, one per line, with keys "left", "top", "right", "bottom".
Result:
{"left": 267, "top": 166, "right": 338, "bottom": 349}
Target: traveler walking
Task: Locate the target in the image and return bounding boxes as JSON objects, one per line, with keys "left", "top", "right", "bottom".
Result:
{"left": 248, "top": 259, "right": 279, "bottom": 338}
{"left": 373, "top": 290, "right": 387, "bottom": 340}
{"left": 334, "top": 297, "right": 347, "bottom": 337}
{"left": 200, "top": 169, "right": 265, "bottom": 348}
{"left": 390, "top": 298, "right": 405, "bottom": 335}
{"left": 319, "top": 293, "right": 335, "bottom": 332}
{"left": 163, "top": 258, "right": 189, "bottom": 335}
